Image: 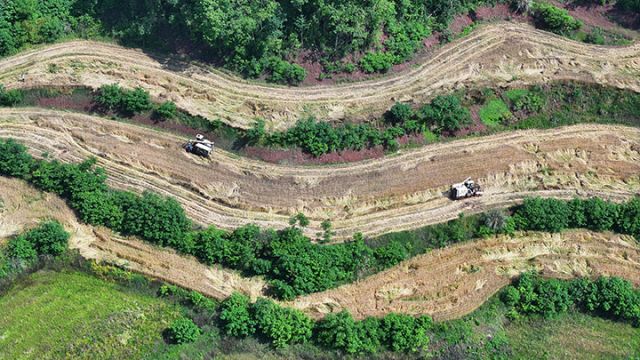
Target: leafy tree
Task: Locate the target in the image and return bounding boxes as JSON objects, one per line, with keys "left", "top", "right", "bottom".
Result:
{"left": 359, "top": 51, "right": 395, "bottom": 73}
{"left": 167, "top": 318, "right": 201, "bottom": 344}
{"left": 384, "top": 102, "right": 413, "bottom": 125}
{"left": 120, "top": 87, "right": 152, "bottom": 114}
{"left": 513, "top": 197, "right": 570, "bottom": 232}
{"left": 381, "top": 313, "right": 431, "bottom": 352}
{"left": 245, "top": 119, "right": 266, "bottom": 145}
{"left": 289, "top": 213, "right": 310, "bottom": 228}
{"left": 616, "top": 198, "right": 640, "bottom": 239}
{"left": 582, "top": 197, "right": 619, "bottom": 232}
{"left": 532, "top": 3, "right": 582, "bottom": 35}
{"left": 0, "top": 85, "right": 24, "bottom": 106}
{"left": 119, "top": 191, "right": 191, "bottom": 247}
{"left": 20, "top": 220, "right": 69, "bottom": 256}
{"left": 219, "top": 292, "right": 255, "bottom": 337}
{"left": 153, "top": 101, "right": 178, "bottom": 120}
{"left": 7, "top": 235, "right": 37, "bottom": 264}
{"left": 315, "top": 311, "right": 364, "bottom": 354}
{"left": 252, "top": 298, "right": 313, "bottom": 348}
{"left": 0, "top": 138, "right": 35, "bottom": 177}
{"left": 418, "top": 95, "right": 471, "bottom": 134}
{"left": 94, "top": 84, "right": 124, "bottom": 111}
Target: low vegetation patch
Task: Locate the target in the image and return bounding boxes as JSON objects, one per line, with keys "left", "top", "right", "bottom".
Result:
{"left": 0, "top": 270, "right": 181, "bottom": 358}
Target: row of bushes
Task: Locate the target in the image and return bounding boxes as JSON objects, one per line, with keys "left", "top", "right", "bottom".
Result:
{"left": 0, "top": 221, "right": 70, "bottom": 283}
{"left": 178, "top": 291, "right": 433, "bottom": 353}
{"left": 504, "top": 272, "right": 640, "bottom": 326}
{"left": 512, "top": 197, "right": 640, "bottom": 238}
{"left": 164, "top": 272, "right": 640, "bottom": 353}
{"left": 94, "top": 84, "right": 177, "bottom": 119}
{"left": 245, "top": 94, "right": 470, "bottom": 156}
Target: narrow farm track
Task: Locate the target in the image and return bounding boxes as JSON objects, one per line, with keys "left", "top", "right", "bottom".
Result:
{"left": 292, "top": 230, "right": 640, "bottom": 321}
{"left": 1, "top": 22, "right": 640, "bottom": 130}
{"left": 1, "top": 108, "right": 639, "bottom": 239}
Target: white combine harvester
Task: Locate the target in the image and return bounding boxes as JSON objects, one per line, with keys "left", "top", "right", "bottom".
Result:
{"left": 184, "top": 134, "right": 214, "bottom": 157}
{"left": 450, "top": 177, "right": 483, "bottom": 200}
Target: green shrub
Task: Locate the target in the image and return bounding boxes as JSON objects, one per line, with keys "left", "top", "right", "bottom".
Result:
{"left": 315, "top": 311, "right": 364, "bottom": 354}
{"left": 21, "top": 221, "right": 69, "bottom": 256}
{"left": 0, "top": 139, "right": 35, "bottom": 177}
{"left": 94, "top": 85, "right": 152, "bottom": 115}
{"left": 252, "top": 298, "right": 313, "bottom": 348}
{"left": 266, "top": 58, "right": 306, "bottom": 85}
{"left": 120, "top": 87, "right": 152, "bottom": 114}
{"left": 167, "top": 318, "right": 201, "bottom": 344}
{"left": 513, "top": 197, "right": 570, "bottom": 232}
{"left": 479, "top": 99, "right": 512, "bottom": 126}
{"left": 7, "top": 236, "right": 37, "bottom": 264}
{"left": 0, "top": 85, "right": 24, "bottom": 106}
{"left": 385, "top": 103, "right": 414, "bottom": 125}
{"left": 359, "top": 52, "right": 395, "bottom": 73}
{"left": 95, "top": 84, "right": 124, "bottom": 111}
{"left": 512, "top": 93, "right": 545, "bottom": 113}
{"left": 505, "top": 272, "right": 572, "bottom": 318}
{"left": 418, "top": 95, "right": 471, "bottom": 133}
{"left": 219, "top": 293, "right": 255, "bottom": 337}
{"left": 153, "top": 101, "right": 178, "bottom": 120}
{"left": 381, "top": 313, "right": 432, "bottom": 352}
{"left": 533, "top": 3, "right": 582, "bottom": 35}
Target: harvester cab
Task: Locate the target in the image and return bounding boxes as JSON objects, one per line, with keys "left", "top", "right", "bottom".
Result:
{"left": 450, "top": 177, "right": 483, "bottom": 200}
{"left": 184, "top": 134, "right": 214, "bottom": 157}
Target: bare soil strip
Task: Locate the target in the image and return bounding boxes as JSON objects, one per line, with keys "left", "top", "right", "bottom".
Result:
{"left": 1, "top": 23, "right": 639, "bottom": 130}
{"left": 291, "top": 230, "right": 640, "bottom": 321}
{"left": 0, "top": 177, "right": 267, "bottom": 299}
{"left": 1, "top": 108, "right": 638, "bottom": 239}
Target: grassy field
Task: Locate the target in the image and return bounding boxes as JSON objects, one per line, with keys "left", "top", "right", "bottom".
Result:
{"left": 506, "top": 312, "right": 640, "bottom": 360}
{"left": 0, "top": 270, "right": 181, "bottom": 360}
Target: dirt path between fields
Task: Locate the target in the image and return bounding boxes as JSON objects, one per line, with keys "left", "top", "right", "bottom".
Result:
{"left": 291, "top": 230, "right": 640, "bottom": 321}
{"left": 1, "top": 109, "right": 639, "bottom": 240}
{"left": 1, "top": 22, "right": 639, "bottom": 130}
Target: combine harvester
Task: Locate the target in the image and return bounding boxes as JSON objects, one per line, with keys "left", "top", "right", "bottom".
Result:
{"left": 450, "top": 177, "right": 483, "bottom": 200}
{"left": 184, "top": 134, "right": 214, "bottom": 157}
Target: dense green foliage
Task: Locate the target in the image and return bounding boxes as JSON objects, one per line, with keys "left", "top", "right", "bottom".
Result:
{"left": 513, "top": 197, "right": 640, "bottom": 238}
{"left": 505, "top": 272, "right": 640, "bottom": 326}
{"left": 94, "top": 84, "right": 153, "bottom": 115}
{"left": 167, "top": 318, "right": 201, "bottom": 344}
{"left": 1, "top": 221, "right": 70, "bottom": 282}
{"left": 251, "top": 94, "right": 469, "bottom": 156}
{"left": 0, "top": 85, "right": 24, "bottom": 106}
{"left": 532, "top": 3, "right": 582, "bottom": 35}
{"left": 0, "top": 139, "right": 192, "bottom": 247}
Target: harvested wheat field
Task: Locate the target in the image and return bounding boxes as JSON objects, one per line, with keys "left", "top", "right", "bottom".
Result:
{"left": 3, "top": 176, "right": 640, "bottom": 323}
{"left": 1, "top": 108, "right": 639, "bottom": 239}
{"left": 1, "top": 23, "right": 640, "bottom": 130}
{"left": 291, "top": 230, "right": 640, "bottom": 321}
{"left": 0, "top": 176, "right": 266, "bottom": 299}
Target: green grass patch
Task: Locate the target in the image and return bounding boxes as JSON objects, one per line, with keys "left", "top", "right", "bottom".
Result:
{"left": 479, "top": 99, "right": 511, "bottom": 127}
{"left": 504, "top": 89, "right": 530, "bottom": 103}
{"left": 0, "top": 270, "right": 181, "bottom": 359}
{"left": 505, "top": 311, "right": 640, "bottom": 359}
